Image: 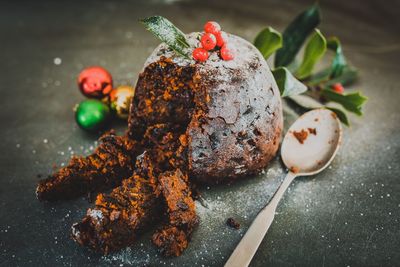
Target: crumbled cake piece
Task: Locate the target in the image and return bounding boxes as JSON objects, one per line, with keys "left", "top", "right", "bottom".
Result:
{"left": 36, "top": 131, "right": 140, "bottom": 201}
{"left": 152, "top": 169, "right": 198, "bottom": 256}
{"left": 71, "top": 174, "right": 160, "bottom": 254}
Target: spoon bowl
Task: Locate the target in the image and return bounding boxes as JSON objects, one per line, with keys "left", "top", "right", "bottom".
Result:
{"left": 281, "top": 108, "right": 342, "bottom": 176}
{"left": 225, "top": 108, "right": 342, "bottom": 267}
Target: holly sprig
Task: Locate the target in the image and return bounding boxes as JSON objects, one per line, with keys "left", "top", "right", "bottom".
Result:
{"left": 140, "top": 16, "right": 191, "bottom": 59}
{"left": 254, "top": 4, "right": 367, "bottom": 126}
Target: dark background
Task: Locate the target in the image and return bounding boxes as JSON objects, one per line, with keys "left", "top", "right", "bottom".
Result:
{"left": 0, "top": 0, "right": 399, "bottom": 266}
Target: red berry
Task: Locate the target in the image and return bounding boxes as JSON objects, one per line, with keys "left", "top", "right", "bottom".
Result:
{"left": 201, "top": 33, "right": 217, "bottom": 51}
{"left": 215, "top": 31, "right": 228, "bottom": 47}
{"left": 204, "top": 21, "right": 221, "bottom": 35}
{"left": 220, "top": 45, "right": 234, "bottom": 61}
{"left": 192, "top": 48, "right": 209, "bottom": 62}
{"left": 332, "top": 83, "right": 344, "bottom": 94}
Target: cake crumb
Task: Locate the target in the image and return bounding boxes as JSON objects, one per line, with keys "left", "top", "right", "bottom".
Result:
{"left": 293, "top": 129, "right": 308, "bottom": 144}
{"left": 308, "top": 128, "right": 317, "bottom": 135}
{"left": 226, "top": 217, "right": 240, "bottom": 229}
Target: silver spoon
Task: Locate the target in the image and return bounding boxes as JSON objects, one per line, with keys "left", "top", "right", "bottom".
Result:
{"left": 225, "top": 108, "right": 342, "bottom": 267}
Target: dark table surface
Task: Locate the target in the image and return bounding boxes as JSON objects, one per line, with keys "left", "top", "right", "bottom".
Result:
{"left": 1, "top": 0, "right": 399, "bottom": 266}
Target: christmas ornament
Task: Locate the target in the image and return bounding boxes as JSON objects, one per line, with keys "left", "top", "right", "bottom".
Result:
{"left": 78, "top": 66, "right": 113, "bottom": 98}
{"left": 75, "top": 99, "right": 110, "bottom": 131}
{"left": 110, "top": 86, "right": 135, "bottom": 119}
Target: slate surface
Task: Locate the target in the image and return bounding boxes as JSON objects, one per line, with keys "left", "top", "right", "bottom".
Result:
{"left": 0, "top": 0, "right": 399, "bottom": 266}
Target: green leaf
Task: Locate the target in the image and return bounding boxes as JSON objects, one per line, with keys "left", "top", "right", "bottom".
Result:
{"left": 295, "top": 29, "right": 327, "bottom": 79}
{"left": 326, "top": 107, "right": 350, "bottom": 126}
{"left": 272, "top": 67, "right": 308, "bottom": 97}
{"left": 308, "top": 65, "right": 357, "bottom": 87}
{"left": 288, "top": 95, "right": 349, "bottom": 125}
{"left": 288, "top": 94, "right": 324, "bottom": 109}
{"left": 327, "top": 37, "right": 347, "bottom": 78}
{"left": 254, "top": 27, "right": 283, "bottom": 60}
{"left": 321, "top": 89, "right": 367, "bottom": 115}
{"left": 140, "top": 16, "right": 190, "bottom": 58}
{"left": 307, "top": 68, "right": 332, "bottom": 86}
{"left": 325, "top": 66, "right": 358, "bottom": 87}
{"left": 306, "top": 37, "right": 352, "bottom": 86}
{"left": 274, "top": 4, "right": 321, "bottom": 67}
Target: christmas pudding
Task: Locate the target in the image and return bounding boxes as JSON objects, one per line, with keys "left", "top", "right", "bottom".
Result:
{"left": 36, "top": 19, "right": 282, "bottom": 256}
{"left": 128, "top": 32, "right": 282, "bottom": 184}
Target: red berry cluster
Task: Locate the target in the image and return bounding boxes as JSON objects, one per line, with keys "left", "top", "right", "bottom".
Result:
{"left": 192, "top": 21, "right": 234, "bottom": 62}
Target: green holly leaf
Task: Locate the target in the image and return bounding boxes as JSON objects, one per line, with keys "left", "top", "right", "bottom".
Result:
{"left": 254, "top": 27, "right": 283, "bottom": 60}
{"left": 321, "top": 89, "right": 367, "bottom": 115}
{"left": 274, "top": 4, "right": 321, "bottom": 67}
{"left": 325, "top": 66, "right": 358, "bottom": 87}
{"left": 295, "top": 29, "right": 327, "bottom": 79}
{"left": 306, "top": 68, "right": 331, "bottom": 86}
{"left": 140, "top": 16, "right": 190, "bottom": 58}
{"left": 288, "top": 94, "right": 349, "bottom": 126}
{"left": 272, "top": 67, "right": 307, "bottom": 97}
{"left": 288, "top": 94, "right": 323, "bottom": 109}
{"left": 306, "top": 37, "right": 353, "bottom": 86}
{"left": 327, "top": 37, "right": 347, "bottom": 78}
{"left": 326, "top": 107, "right": 350, "bottom": 126}
{"left": 308, "top": 65, "right": 358, "bottom": 87}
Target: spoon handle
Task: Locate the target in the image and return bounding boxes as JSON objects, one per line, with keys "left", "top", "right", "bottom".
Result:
{"left": 224, "top": 171, "right": 297, "bottom": 267}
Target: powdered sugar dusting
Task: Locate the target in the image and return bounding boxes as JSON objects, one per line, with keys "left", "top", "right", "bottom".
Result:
{"left": 145, "top": 32, "right": 265, "bottom": 74}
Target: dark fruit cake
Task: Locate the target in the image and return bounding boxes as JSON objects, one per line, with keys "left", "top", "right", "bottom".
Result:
{"left": 129, "top": 33, "right": 283, "bottom": 184}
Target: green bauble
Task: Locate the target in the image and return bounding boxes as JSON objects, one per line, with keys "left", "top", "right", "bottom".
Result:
{"left": 75, "top": 99, "right": 110, "bottom": 131}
